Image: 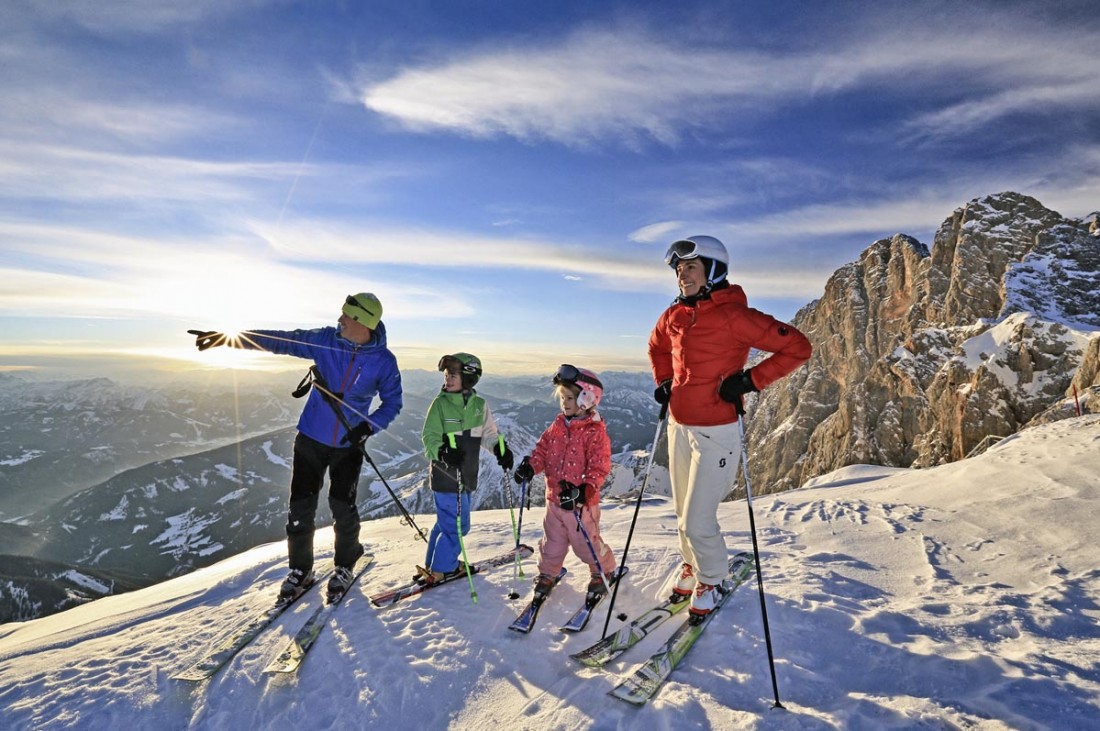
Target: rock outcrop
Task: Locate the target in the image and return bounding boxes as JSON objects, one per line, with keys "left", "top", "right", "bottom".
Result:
{"left": 745, "top": 192, "right": 1100, "bottom": 494}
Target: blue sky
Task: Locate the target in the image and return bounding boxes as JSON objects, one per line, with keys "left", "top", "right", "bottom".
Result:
{"left": 2, "top": 0, "right": 1098, "bottom": 380}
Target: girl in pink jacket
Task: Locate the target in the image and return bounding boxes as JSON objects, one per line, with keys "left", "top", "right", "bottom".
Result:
{"left": 513, "top": 365, "right": 617, "bottom": 599}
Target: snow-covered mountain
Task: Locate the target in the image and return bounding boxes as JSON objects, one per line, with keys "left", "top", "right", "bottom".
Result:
{"left": 0, "top": 371, "right": 664, "bottom": 622}
{"left": 747, "top": 192, "right": 1100, "bottom": 494}
{"left": 0, "top": 373, "right": 305, "bottom": 520}
{"left": 1, "top": 415, "right": 1096, "bottom": 730}
{"left": 6, "top": 190, "right": 1098, "bottom": 626}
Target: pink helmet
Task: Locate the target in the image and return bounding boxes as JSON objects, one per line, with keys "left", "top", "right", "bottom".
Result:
{"left": 553, "top": 364, "right": 604, "bottom": 410}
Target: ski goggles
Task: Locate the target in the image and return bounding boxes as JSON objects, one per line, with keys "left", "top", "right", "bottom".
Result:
{"left": 552, "top": 364, "right": 601, "bottom": 388}
{"left": 664, "top": 239, "right": 702, "bottom": 265}
{"left": 342, "top": 293, "right": 382, "bottom": 328}
{"left": 438, "top": 356, "right": 480, "bottom": 375}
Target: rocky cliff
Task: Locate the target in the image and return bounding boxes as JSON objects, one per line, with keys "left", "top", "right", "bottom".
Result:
{"left": 745, "top": 192, "right": 1100, "bottom": 494}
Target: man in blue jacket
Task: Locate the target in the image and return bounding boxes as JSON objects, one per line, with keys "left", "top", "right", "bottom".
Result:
{"left": 189, "top": 293, "right": 403, "bottom": 600}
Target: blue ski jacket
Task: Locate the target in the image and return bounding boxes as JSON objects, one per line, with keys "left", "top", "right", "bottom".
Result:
{"left": 239, "top": 322, "right": 403, "bottom": 446}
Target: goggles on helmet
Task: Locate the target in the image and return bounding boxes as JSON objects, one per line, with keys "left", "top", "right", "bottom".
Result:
{"left": 664, "top": 239, "right": 702, "bottom": 266}
{"left": 552, "top": 364, "right": 602, "bottom": 389}
{"left": 438, "top": 355, "right": 480, "bottom": 375}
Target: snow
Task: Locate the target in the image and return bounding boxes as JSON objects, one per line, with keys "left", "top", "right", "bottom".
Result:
{"left": 957, "top": 313, "right": 1093, "bottom": 396}
{"left": 261, "top": 440, "right": 289, "bottom": 468}
{"left": 151, "top": 510, "right": 224, "bottom": 558}
{"left": 214, "top": 464, "right": 239, "bottom": 480}
{"left": 1, "top": 416, "right": 1099, "bottom": 730}
{"left": 58, "top": 571, "right": 111, "bottom": 595}
{"left": 98, "top": 496, "right": 130, "bottom": 521}
{"left": 0, "top": 449, "right": 45, "bottom": 466}
{"left": 215, "top": 488, "right": 248, "bottom": 505}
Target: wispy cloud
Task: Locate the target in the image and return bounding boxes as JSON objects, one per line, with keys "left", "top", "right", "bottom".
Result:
{"left": 252, "top": 218, "right": 667, "bottom": 284}
{"left": 362, "top": 29, "right": 790, "bottom": 147}
{"left": 629, "top": 221, "right": 683, "bottom": 244}
{"left": 249, "top": 217, "right": 826, "bottom": 299}
{"left": 0, "top": 221, "right": 473, "bottom": 328}
{"left": 18, "top": 0, "right": 277, "bottom": 34}
{"left": 0, "top": 140, "right": 422, "bottom": 218}
{"left": 0, "top": 142, "right": 288, "bottom": 203}
{"left": 0, "top": 86, "right": 234, "bottom": 147}
{"left": 361, "top": 17, "right": 1100, "bottom": 147}
{"left": 728, "top": 195, "right": 961, "bottom": 241}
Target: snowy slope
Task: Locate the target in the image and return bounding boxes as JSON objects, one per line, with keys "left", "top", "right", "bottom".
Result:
{"left": 1, "top": 416, "right": 1097, "bottom": 730}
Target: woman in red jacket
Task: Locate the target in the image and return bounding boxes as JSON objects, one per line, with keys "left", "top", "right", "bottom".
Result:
{"left": 514, "top": 366, "right": 617, "bottom": 601}
{"left": 648, "top": 235, "right": 812, "bottom": 621}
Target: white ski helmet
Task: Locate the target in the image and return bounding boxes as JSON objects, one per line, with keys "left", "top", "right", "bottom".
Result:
{"left": 553, "top": 364, "right": 604, "bottom": 410}
{"left": 665, "top": 235, "right": 729, "bottom": 289}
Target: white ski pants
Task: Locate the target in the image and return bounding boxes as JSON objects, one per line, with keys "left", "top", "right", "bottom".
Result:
{"left": 667, "top": 417, "right": 741, "bottom": 585}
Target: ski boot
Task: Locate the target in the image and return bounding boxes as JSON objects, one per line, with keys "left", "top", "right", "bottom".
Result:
{"left": 326, "top": 565, "right": 354, "bottom": 602}
{"left": 278, "top": 568, "right": 314, "bottom": 604}
{"left": 670, "top": 562, "right": 695, "bottom": 603}
{"left": 688, "top": 580, "right": 729, "bottom": 625}
{"left": 533, "top": 573, "right": 557, "bottom": 603}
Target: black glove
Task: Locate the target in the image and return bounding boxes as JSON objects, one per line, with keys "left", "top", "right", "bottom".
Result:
{"left": 438, "top": 443, "right": 464, "bottom": 469}
{"left": 341, "top": 421, "right": 373, "bottom": 446}
{"left": 187, "top": 329, "right": 226, "bottom": 351}
{"left": 653, "top": 379, "right": 672, "bottom": 405}
{"left": 558, "top": 480, "right": 588, "bottom": 511}
{"left": 718, "top": 369, "right": 758, "bottom": 414}
{"left": 513, "top": 456, "right": 534, "bottom": 484}
{"left": 496, "top": 443, "right": 514, "bottom": 471}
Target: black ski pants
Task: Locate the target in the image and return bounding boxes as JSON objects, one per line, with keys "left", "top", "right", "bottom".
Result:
{"left": 286, "top": 432, "right": 364, "bottom": 573}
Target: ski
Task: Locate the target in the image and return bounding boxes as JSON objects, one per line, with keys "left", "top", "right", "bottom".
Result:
{"left": 608, "top": 552, "right": 754, "bottom": 705}
{"left": 369, "top": 544, "right": 534, "bottom": 609}
{"left": 263, "top": 553, "right": 375, "bottom": 674}
{"left": 560, "top": 566, "right": 629, "bottom": 633}
{"left": 508, "top": 567, "right": 567, "bottom": 634}
{"left": 172, "top": 565, "right": 332, "bottom": 682}
{"left": 570, "top": 595, "right": 690, "bottom": 667}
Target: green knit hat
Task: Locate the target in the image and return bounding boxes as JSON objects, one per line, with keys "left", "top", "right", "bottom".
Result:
{"left": 342, "top": 293, "right": 383, "bottom": 329}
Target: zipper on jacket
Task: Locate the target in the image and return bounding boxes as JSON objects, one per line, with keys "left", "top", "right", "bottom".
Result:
{"left": 331, "top": 350, "right": 362, "bottom": 444}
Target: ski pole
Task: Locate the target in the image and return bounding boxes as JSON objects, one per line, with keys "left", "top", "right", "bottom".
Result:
{"left": 574, "top": 508, "right": 612, "bottom": 597}
{"left": 507, "top": 476, "right": 532, "bottom": 600}
{"left": 360, "top": 449, "right": 428, "bottom": 542}
{"left": 505, "top": 476, "right": 523, "bottom": 600}
{"left": 516, "top": 478, "right": 530, "bottom": 541}
{"left": 301, "top": 366, "right": 427, "bottom": 542}
{"left": 499, "top": 437, "right": 526, "bottom": 576}
{"left": 449, "top": 433, "right": 478, "bottom": 604}
{"left": 500, "top": 439, "right": 526, "bottom": 600}
{"left": 601, "top": 402, "right": 669, "bottom": 638}
{"left": 500, "top": 438, "right": 520, "bottom": 546}
{"left": 503, "top": 457, "right": 528, "bottom": 597}
{"left": 736, "top": 407, "right": 784, "bottom": 710}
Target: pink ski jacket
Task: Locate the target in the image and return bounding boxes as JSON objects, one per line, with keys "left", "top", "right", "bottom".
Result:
{"left": 529, "top": 412, "right": 611, "bottom": 505}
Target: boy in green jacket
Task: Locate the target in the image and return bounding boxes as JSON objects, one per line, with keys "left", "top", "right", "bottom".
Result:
{"left": 419, "top": 352, "right": 513, "bottom": 583}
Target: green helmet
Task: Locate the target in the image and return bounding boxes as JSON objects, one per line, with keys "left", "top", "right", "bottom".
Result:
{"left": 438, "top": 352, "right": 482, "bottom": 390}
{"left": 342, "top": 292, "right": 383, "bottom": 329}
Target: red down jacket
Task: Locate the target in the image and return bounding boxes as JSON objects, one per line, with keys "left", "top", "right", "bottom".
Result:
{"left": 648, "top": 284, "right": 812, "bottom": 427}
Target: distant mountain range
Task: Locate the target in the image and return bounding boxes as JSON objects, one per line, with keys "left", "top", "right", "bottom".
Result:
{"left": 2, "top": 190, "right": 1097, "bottom": 623}
{"left": 0, "top": 372, "right": 306, "bottom": 519}
{"left": 0, "top": 368, "right": 666, "bottom": 622}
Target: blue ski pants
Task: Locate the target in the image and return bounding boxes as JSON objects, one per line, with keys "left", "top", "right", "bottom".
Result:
{"left": 425, "top": 491, "right": 471, "bottom": 573}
